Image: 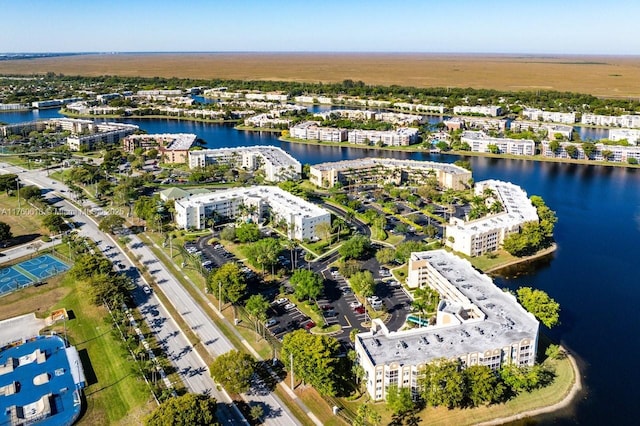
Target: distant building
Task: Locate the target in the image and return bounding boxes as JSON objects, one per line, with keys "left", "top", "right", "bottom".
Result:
{"left": 453, "top": 105, "right": 502, "bottom": 117}
{"left": 522, "top": 108, "right": 576, "bottom": 124}
{"left": 355, "top": 249, "right": 538, "bottom": 401}
{"left": 188, "top": 146, "right": 301, "bottom": 182}
{"left": 136, "top": 89, "right": 182, "bottom": 97}
{"left": 445, "top": 180, "right": 539, "bottom": 256}
{"left": 0, "top": 103, "right": 29, "bottom": 111}
{"left": 608, "top": 128, "right": 640, "bottom": 145}
{"left": 443, "top": 117, "right": 508, "bottom": 132}
{"left": 509, "top": 120, "right": 573, "bottom": 141}
{"left": 540, "top": 140, "right": 640, "bottom": 163}
{"left": 310, "top": 158, "right": 471, "bottom": 190}
{"left": 393, "top": 102, "right": 445, "bottom": 114}
{"left": 461, "top": 131, "right": 535, "bottom": 156}
{"left": 289, "top": 121, "right": 348, "bottom": 142}
{"left": 347, "top": 128, "right": 419, "bottom": 146}
{"left": 66, "top": 121, "right": 138, "bottom": 151}
{"left": 96, "top": 93, "right": 121, "bottom": 104}
{"left": 31, "top": 98, "right": 82, "bottom": 109}
{"left": 123, "top": 133, "right": 197, "bottom": 163}
{"left": 174, "top": 186, "right": 330, "bottom": 240}
{"left": 581, "top": 113, "right": 640, "bottom": 128}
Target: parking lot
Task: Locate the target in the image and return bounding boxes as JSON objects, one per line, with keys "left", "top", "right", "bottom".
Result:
{"left": 265, "top": 299, "right": 314, "bottom": 341}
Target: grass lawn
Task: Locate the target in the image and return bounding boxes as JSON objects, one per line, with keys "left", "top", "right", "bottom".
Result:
{"left": 0, "top": 193, "right": 48, "bottom": 238}
{"left": 50, "top": 276, "right": 156, "bottom": 425}
{"left": 339, "top": 356, "right": 576, "bottom": 426}
{"left": 297, "top": 387, "right": 347, "bottom": 426}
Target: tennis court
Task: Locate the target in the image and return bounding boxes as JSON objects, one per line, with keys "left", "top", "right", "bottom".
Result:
{"left": 0, "top": 254, "right": 70, "bottom": 297}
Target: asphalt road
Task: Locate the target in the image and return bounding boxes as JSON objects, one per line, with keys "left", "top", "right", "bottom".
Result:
{"left": 0, "top": 164, "right": 250, "bottom": 424}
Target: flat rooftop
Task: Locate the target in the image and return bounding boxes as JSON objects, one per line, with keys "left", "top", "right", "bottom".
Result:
{"left": 0, "top": 335, "right": 85, "bottom": 426}
{"left": 311, "top": 157, "right": 469, "bottom": 175}
{"left": 357, "top": 250, "right": 538, "bottom": 366}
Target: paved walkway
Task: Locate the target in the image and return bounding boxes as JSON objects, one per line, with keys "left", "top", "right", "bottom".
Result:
{"left": 0, "top": 313, "right": 46, "bottom": 347}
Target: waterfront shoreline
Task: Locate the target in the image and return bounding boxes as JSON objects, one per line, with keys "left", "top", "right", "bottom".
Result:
{"left": 476, "top": 349, "right": 583, "bottom": 426}
{"left": 484, "top": 243, "right": 557, "bottom": 274}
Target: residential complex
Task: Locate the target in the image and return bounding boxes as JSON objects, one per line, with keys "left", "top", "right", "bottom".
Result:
{"left": 453, "top": 105, "right": 502, "bottom": 117}
{"left": 174, "top": 186, "right": 330, "bottom": 241}
{"left": 581, "top": 113, "right": 640, "bottom": 128}
{"left": 540, "top": 140, "right": 640, "bottom": 163}
{"left": 445, "top": 180, "right": 538, "bottom": 257}
{"left": 461, "top": 131, "right": 535, "bottom": 156}
{"left": 314, "top": 109, "right": 424, "bottom": 126}
{"left": 510, "top": 120, "right": 574, "bottom": 140}
{"left": 355, "top": 249, "right": 538, "bottom": 401}
{"left": 347, "top": 128, "right": 419, "bottom": 146}
{"left": 608, "top": 128, "right": 640, "bottom": 145}
{"left": 31, "top": 98, "right": 82, "bottom": 109}
{"left": 0, "top": 118, "right": 138, "bottom": 151}
{"left": 289, "top": 121, "right": 347, "bottom": 142}
{"left": 522, "top": 108, "right": 576, "bottom": 124}
{"left": 309, "top": 158, "right": 472, "bottom": 190}
{"left": 392, "top": 102, "right": 445, "bottom": 114}
{"left": 0, "top": 103, "right": 29, "bottom": 111}
{"left": 188, "top": 146, "right": 301, "bottom": 182}
{"left": 122, "top": 133, "right": 197, "bottom": 163}
{"left": 443, "top": 117, "right": 508, "bottom": 132}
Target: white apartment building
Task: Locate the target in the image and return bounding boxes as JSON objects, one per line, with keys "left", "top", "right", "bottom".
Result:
{"left": 123, "top": 133, "right": 197, "bottom": 163}
{"left": 31, "top": 98, "right": 82, "bottom": 109}
{"left": 0, "top": 103, "right": 30, "bottom": 111}
{"left": 522, "top": 108, "right": 576, "bottom": 124}
{"left": 67, "top": 121, "right": 139, "bottom": 151}
{"left": 244, "top": 114, "right": 291, "bottom": 128}
{"left": 309, "top": 158, "right": 471, "bottom": 190}
{"left": 461, "top": 131, "right": 535, "bottom": 156}
{"left": 445, "top": 180, "right": 539, "bottom": 257}
{"left": 509, "top": 121, "right": 574, "bottom": 140}
{"left": 355, "top": 249, "right": 538, "bottom": 401}
{"left": 136, "top": 89, "right": 182, "bottom": 97}
{"left": 608, "top": 128, "right": 640, "bottom": 145}
{"left": 188, "top": 146, "right": 301, "bottom": 182}
{"left": 540, "top": 140, "right": 640, "bottom": 163}
{"left": 347, "top": 128, "right": 419, "bottom": 146}
{"left": 289, "top": 121, "right": 348, "bottom": 142}
{"left": 244, "top": 92, "right": 289, "bottom": 102}
{"left": 96, "top": 93, "right": 121, "bottom": 103}
{"left": 581, "top": 113, "right": 640, "bottom": 128}
{"left": 174, "top": 186, "right": 330, "bottom": 240}
{"left": 453, "top": 105, "right": 502, "bottom": 117}
{"left": 393, "top": 102, "right": 445, "bottom": 114}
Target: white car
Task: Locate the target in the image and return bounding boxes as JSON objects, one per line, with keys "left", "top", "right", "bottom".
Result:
{"left": 284, "top": 302, "right": 296, "bottom": 310}
{"left": 142, "top": 285, "right": 152, "bottom": 295}
{"left": 349, "top": 301, "right": 362, "bottom": 309}
{"left": 366, "top": 295, "right": 381, "bottom": 304}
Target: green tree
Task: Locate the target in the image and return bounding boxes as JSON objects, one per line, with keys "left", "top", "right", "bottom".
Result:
{"left": 315, "top": 221, "right": 333, "bottom": 241}
{"left": 375, "top": 247, "right": 396, "bottom": 265}
{"left": 290, "top": 269, "right": 324, "bottom": 301}
{"left": 0, "top": 174, "right": 18, "bottom": 195}
{"left": 545, "top": 344, "right": 566, "bottom": 360}
{"left": 601, "top": 149, "right": 614, "bottom": 161}
{"left": 338, "top": 234, "right": 371, "bottom": 260}
{"left": 548, "top": 140, "right": 561, "bottom": 154}
{"left": 249, "top": 405, "right": 264, "bottom": 423}
{"left": 565, "top": 144, "right": 578, "bottom": 158}
{"left": 244, "top": 294, "right": 270, "bottom": 323}
{"left": 582, "top": 142, "right": 596, "bottom": 159}
{"left": 349, "top": 270, "right": 375, "bottom": 299}
{"left": 98, "top": 214, "right": 125, "bottom": 234}
{"left": 281, "top": 330, "right": 342, "bottom": 396}
{"left": 454, "top": 159, "right": 472, "bottom": 171}
{"left": 209, "top": 350, "right": 255, "bottom": 394}
{"left": 243, "top": 238, "right": 280, "bottom": 275}
{"left": 464, "top": 365, "right": 505, "bottom": 407}
{"left": 236, "top": 222, "right": 261, "bottom": 243}
{"left": 0, "top": 222, "right": 12, "bottom": 242}
{"left": 220, "top": 226, "right": 236, "bottom": 241}
{"left": 628, "top": 157, "right": 638, "bottom": 165}
{"left": 144, "top": 393, "right": 218, "bottom": 426}
{"left": 20, "top": 185, "right": 42, "bottom": 201}
{"left": 420, "top": 359, "right": 465, "bottom": 408}
{"left": 395, "top": 240, "right": 429, "bottom": 263}
{"left": 386, "top": 385, "right": 416, "bottom": 415}
{"left": 487, "top": 144, "right": 500, "bottom": 154}
{"left": 338, "top": 259, "right": 362, "bottom": 278}
{"left": 42, "top": 213, "right": 66, "bottom": 233}
{"left": 516, "top": 287, "right": 560, "bottom": 328}
{"left": 207, "top": 263, "right": 247, "bottom": 304}
{"left": 424, "top": 223, "right": 438, "bottom": 238}
{"left": 499, "top": 363, "right": 555, "bottom": 394}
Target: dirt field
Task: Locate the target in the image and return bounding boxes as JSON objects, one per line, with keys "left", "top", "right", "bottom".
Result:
{"left": 1, "top": 53, "right": 640, "bottom": 98}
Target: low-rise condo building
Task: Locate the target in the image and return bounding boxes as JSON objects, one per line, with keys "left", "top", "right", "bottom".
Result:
{"left": 461, "top": 131, "right": 535, "bottom": 156}
{"left": 393, "top": 102, "right": 445, "bottom": 114}
{"left": 445, "top": 180, "right": 538, "bottom": 256}
{"left": 66, "top": 121, "right": 138, "bottom": 151}
{"left": 608, "top": 128, "right": 640, "bottom": 145}
{"left": 581, "top": 113, "right": 640, "bottom": 128}
{"left": 444, "top": 117, "right": 508, "bottom": 132}
{"left": 453, "top": 105, "right": 502, "bottom": 117}
{"left": 309, "top": 158, "right": 471, "bottom": 190}
{"left": 522, "top": 108, "right": 576, "bottom": 124}
{"left": 0, "top": 103, "right": 29, "bottom": 111}
{"left": 355, "top": 249, "right": 539, "bottom": 401}
{"left": 510, "top": 120, "right": 574, "bottom": 140}
{"left": 347, "top": 128, "right": 419, "bottom": 146}
{"left": 289, "top": 121, "right": 348, "bottom": 142}
{"left": 540, "top": 140, "right": 640, "bottom": 163}
{"left": 188, "top": 146, "right": 301, "bottom": 182}
{"left": 174, "top": 186, "right": 330, "bottom": 240}
{"left": 123, "top": 133, "right": 197, "bottom": 163}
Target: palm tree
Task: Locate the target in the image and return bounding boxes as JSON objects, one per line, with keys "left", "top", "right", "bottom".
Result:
{"left": 284, "top": 239, "right": 297, "bottom": 271}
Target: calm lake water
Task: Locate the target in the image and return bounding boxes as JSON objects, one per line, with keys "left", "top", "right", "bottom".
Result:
{"left": 2, "top": 109, "right": 639, "bottom": 425}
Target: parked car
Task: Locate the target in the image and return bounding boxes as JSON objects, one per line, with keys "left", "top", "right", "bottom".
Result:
{"left": 274, "top": 297, "right": 288, "bottom": 305}
{"left": 303, "top": 321, "right": 315, "bottom": 330}
{"left": 265, "top": 318, "right": 278, "bottom": 327}
{"left": 284, "top": 302, "right": 296, "bottom": 310}
{"left": 349, "top": 301, "right": 362, "bottom": 309}
{"left": 142, "top": 285, "right": 152, "bottom": 295}
{"left": 340, "top": 286, "right": 353, "bottom": 294}
{"left": 354, "top": 306, "right": 366, "bottom": 314}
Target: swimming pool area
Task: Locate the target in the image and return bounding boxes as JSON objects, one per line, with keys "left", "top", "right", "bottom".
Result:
{"left": 0, "top": 254, "right": 70, "bottom": 297}
{"left": 0, "top": 335, "right": 85, "bottom": 426}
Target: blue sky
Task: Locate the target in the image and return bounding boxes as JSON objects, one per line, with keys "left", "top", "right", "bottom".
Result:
{"left": 2, "top": 0, "right": 639, "bottom": 54}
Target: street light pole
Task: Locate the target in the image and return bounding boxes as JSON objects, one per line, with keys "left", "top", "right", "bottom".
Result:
{"left": 290, "top": 353, "right": 294, "bottom": 390}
